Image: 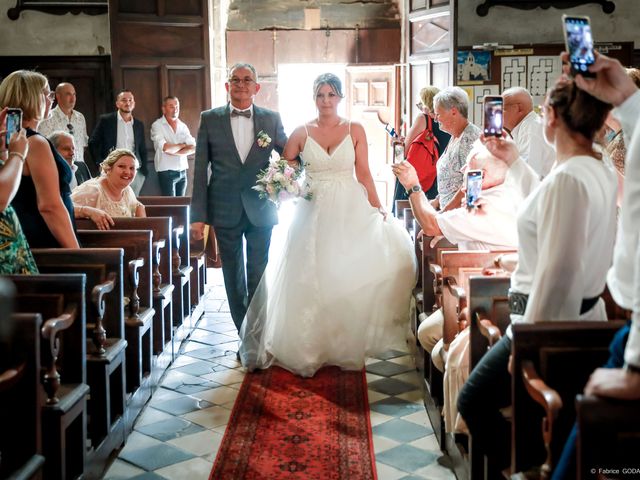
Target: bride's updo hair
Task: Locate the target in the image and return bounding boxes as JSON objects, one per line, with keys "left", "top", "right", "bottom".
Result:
{"left": 313, "top": 73, "right": 344, "bottom": 99}
{"left": 546, "top": 76, "right": 611, "bottom": 141}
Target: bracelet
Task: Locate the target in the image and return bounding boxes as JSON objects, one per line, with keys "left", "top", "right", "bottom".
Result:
{"left": 8, "top": 151, "right": 26, "bottom": 163}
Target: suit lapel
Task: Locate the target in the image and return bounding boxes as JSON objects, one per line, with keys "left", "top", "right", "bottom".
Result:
{"left": 221, "top": 104, "right": 243, "bottom": 165}
{"left": 245, "top": 106, "right": 264, "bottom": 166}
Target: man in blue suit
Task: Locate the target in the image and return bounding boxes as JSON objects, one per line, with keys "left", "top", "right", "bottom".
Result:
{"left": 191, "top": 63, "right": 287, "bottom": 333}
{"left": 88, "top": 90, "right": 148, "bottom": 193}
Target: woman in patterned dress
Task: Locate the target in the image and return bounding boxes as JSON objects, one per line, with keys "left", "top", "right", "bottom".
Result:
{"left": 0, "top": 107, "right": 38, "bottom": 274}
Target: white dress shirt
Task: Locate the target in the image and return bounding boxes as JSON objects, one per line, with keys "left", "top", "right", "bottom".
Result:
{"left": 38, "top": 105, "right": 89, "bottom": 163}
{"left": 509, "top": 154, "right": 617, "bottom": 333}
{"left": 150, "top": 116, "right": 196, "bottom": 172}
{"left": 436, "top": 182, "right": 521, "bottom": 251}
{"left": 116, "top": 111, "right": 135, "bottom": 152}
{"left": 229, "top": 104, "right": 254, "bottom": 163}
{"left": 511, "top": 111, "right": 556, "bottom": 179}
{"left": 606, "top": 90, "right": 640, "bottom": 367}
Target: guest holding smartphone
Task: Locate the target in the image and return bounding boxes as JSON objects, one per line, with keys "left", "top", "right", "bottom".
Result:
{"left": 0, "top": 107, "right": 38, "bottom": 274}
{"left": 0, "top": 71, "right": 79, "bottom": 248}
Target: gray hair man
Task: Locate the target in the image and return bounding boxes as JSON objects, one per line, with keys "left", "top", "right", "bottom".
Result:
{"left": 49, "top": 131, "right": 92, "bottom": 189}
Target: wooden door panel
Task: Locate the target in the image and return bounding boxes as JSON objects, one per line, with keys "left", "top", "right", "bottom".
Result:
{"left": 167, "top": 68, "right": 207, "bottom": 135}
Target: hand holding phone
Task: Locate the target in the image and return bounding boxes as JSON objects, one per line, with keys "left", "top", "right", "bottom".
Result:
{"left": 5, "top": 108, "right": 22, "bottom": 146}
{"left": 465, "top": 169, "right": 483, "bottom": 210}
{"left": 483, "top": 96, "right": 503, "bottom": 137}
{"left": 562, "top": 15, "right": 595, "bottom": 78}
{"left": 393, "top": 143, "right": 405, "bottom": 164}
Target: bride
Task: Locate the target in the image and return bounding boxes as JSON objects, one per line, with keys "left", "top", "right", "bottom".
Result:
{"left": 239, "top": 73, "right": 417, "bottom": 377}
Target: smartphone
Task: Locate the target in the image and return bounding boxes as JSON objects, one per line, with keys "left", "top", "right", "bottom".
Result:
{"left": 393, "top": 143, "right": 404, "bottom": 163}
{"left": 465, "top": 169, "right": 483, "bottom": 209}
{"left": 5, "top": 108, "right": 22, "bottom": 146}
{"left": 483, "top": 96, "right": 503, "bottom": 137}
{"left": 562, "top": 15, "right": 595, "bottom": 78}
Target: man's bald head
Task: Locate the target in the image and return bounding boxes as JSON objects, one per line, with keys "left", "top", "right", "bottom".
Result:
{"left": 55, "top": 82, "right": 76, "bottom": 113}
{"left": 502, "top": 87, "right": 533, "bottom": 131}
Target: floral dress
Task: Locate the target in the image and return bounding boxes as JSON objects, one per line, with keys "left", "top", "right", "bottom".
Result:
{"left": 0, "top": 205, "right": 38, "bottom": 274}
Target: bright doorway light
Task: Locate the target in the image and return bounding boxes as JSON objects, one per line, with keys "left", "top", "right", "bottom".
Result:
{"left": 277, "top": 63, "right": 346, "bottom": 135}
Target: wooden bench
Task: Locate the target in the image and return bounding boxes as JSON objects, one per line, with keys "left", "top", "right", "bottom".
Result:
{"left": 575, "top": 393, "right": 640, "bottom": 478}
{"left": 77, "top": 229, "right": 156, "bottom": 396}
{"left": 7, "top": 274, "right": 89, "bottom": 480}
{"left": 0, "top": 279, "right": 45, "bottom": 480}
{"left": 31, "top": 248, "right": 127, "bottom": 476}
{"left": 139, "top": 195, "right": 207, "bottom": 315}
{"left": 511, "top": 321, "right": 625, "bottom": 477}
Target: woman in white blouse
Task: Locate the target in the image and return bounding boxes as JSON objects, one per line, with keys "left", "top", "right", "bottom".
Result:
{"left": 71, "top": 148, "right": 145, "bottom": 229}
{"left": 457, "top": 76, "right": 618, "bottom": 478}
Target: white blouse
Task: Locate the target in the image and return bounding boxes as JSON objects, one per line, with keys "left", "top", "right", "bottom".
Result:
{"left": 71, "top": 178, "right": 141, "bottom": 218}
{"left": 510, "top": 154, "right": 617, "bottom": 327}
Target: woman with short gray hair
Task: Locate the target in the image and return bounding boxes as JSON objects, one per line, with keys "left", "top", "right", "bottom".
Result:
{"left": 432, "top": 86, "right": 481, "bottom": 210}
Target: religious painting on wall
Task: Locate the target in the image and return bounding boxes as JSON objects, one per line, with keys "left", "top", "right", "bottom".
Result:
{"left": 457, "top": 51, "right": 491, "bottom": 84}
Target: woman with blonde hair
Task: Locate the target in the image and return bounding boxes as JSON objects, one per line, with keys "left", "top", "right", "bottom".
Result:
{"left": 71, "top": 148, "right": 146, "bottom": 230}
{"left": 0, "top": 70, "right": 78, "bottom": 248}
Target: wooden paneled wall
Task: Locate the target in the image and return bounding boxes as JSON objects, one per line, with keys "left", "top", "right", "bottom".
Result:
{"left": 109, "top": 0, "right": 212, "bottom": 194}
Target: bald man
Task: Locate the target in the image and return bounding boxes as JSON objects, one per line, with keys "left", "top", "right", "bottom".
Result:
{"left": 502, "top": 87, "right": 555, "bottom": 178}
{"left": 39, "top": 82, "right": 89, "bottom": 165}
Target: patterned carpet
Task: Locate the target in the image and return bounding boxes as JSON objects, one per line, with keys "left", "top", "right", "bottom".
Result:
{"left": 210, "top": 366, "right": 376, "bottom": 479}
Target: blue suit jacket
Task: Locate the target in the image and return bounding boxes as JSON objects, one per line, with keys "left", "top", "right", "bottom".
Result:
{"left": 191, "top": 104, "right": 287, "bottom": 228}
{"left": 88, "top": 111, "right": 148, "bottom": 175}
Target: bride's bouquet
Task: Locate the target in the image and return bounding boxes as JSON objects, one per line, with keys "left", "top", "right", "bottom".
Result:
{"left": 253, "top": 157, "right": 312, "bottom": 206}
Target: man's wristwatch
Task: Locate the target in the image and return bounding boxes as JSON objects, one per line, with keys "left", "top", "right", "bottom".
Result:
{"left": 406, "top": 184, "right": 422, "bottom": 196}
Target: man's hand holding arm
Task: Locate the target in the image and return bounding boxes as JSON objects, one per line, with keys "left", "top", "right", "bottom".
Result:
{"left": 391, "top": 161, "right": 442, "bottom": 236}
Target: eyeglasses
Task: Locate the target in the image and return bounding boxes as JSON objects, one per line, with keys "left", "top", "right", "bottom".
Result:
{"left": 229, "top": 77, "right": 256, "bottom": 86}
{"left": 43, "top": 91, "right": 55, "bottom": 101}
{"left": 67, "top": 123, "right": 74, "bottom": 134}
{"left": 416, "top": 102, "right": 424, "bottom": 110}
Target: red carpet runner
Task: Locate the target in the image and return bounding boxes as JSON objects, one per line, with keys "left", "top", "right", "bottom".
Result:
{"left": 209, "top": 366, "right": 377, "bottom": 479}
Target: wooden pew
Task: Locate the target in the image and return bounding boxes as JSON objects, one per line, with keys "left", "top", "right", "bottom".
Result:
{"left": 576, "top": 394, "right": 640, "bottom": 479}
{"left": 145, "top": 204, "right": 195, "bottom": 330}
{"left": 394, "top": 199, "right": 410, "bottom": 219}
{"left": 7, "top": 274, "right": 89, "bottom": 480}
{"left": 511, "top": 321, "right": 625, "bottom": 477}
{"left": 78, "top": 217, "right": 174, "bottom": 357}
{"left": 138, "top": 196, "right": 207, "bottom": 317}
{"left": 31, "top": 248, "right": 127, "bottom": 476}
{"left": 76, "top": 230, "right": 156, "bottom": 395}
{"left": 0, "top": 279, "right": 45, "bottom": 480}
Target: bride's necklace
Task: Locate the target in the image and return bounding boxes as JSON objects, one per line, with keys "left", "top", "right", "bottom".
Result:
{"left": 316, "top": 116, "right": 342, "bottom": 129}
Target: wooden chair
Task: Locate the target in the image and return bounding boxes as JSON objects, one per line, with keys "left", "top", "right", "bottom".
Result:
{"left": 8, "top": 274, "right": 89, "bottom": 480}
{"left": 0, "top": 279, "right": 45, "bottom": 480}
{"left": 31, "top": 248, "right": 127, "bottom": 477}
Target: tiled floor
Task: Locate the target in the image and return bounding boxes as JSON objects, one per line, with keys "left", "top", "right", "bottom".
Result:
{"left": 104, "top": 269, "right": 456, "bottom": 480}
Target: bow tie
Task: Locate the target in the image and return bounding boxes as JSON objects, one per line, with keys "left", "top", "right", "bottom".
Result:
{"left": 231, "top": 109, "right": 251, "bottom": 118}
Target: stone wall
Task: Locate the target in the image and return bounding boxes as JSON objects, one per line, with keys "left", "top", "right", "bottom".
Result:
{"left": 458, "top": 0, "right": 637, "bottom": 48}
{"left": 0, "top": 0, "right": 109, "bottom": 56}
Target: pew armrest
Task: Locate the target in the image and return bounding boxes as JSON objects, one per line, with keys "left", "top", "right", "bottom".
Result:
{"left": 128, "top": 257, "right": 145, "bottom": 319}
{"left": 152, "top": 240, "right": 165, "bottom": 292}
{"left": 41, "top": 304, "right": 78, "bottom": 404}
{"left": 474, "top": 309, "right": 502, "bottom": 347}
{"left": 90, "top": 273, "right": 116, "bottom": 355}
{"left": 171, "top": 226, "right": 183, "bottom": 270}
{"left": 521, "top": 359, "right": 563, "bottom": 477}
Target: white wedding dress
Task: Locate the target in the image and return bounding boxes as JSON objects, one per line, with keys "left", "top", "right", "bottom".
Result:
{"left": 239, "top": 125, "right": 417, "bottom": 377}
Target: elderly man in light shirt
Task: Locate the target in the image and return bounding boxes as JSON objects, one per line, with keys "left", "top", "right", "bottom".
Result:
{"left": 502, "top": 86, "right": 555, "bottom": 178}
{"left": 39, "top": 82, "right": 89, "bottom": 164}
{"left": 150, "top": 96, "right": 196, "bottom": 196}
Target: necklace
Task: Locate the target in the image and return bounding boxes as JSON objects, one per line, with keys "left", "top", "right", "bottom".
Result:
{"left": 316, "top": 117, "right": 342, "bottom": 129}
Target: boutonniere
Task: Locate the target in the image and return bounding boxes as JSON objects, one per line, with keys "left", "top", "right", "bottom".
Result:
{"left": 256, "top": 130, "right": 272, "bottom": 148}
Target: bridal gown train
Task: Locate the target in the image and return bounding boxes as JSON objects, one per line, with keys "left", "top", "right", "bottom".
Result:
{"left": 239, "top": 125, "right": 418, "bottom": 377}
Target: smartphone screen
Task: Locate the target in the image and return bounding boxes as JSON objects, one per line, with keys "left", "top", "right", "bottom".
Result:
{"left": 465, "top": 169, "right": 483, "bottom": 209}
{"left": 5, "top": 108, "right": 22, "bottom": 146}
{"left": 483, "top": 96, "right": 503, "bottom": 137}
{"left": 563, "top": 15, "right": 595, "bottom": 77}
{"left": 393, "top": 143, "right": 404, "bottom": 163}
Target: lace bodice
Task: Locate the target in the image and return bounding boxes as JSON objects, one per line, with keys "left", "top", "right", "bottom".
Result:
{"left": 71, "top": 178, "right": 142, "bottom": 217}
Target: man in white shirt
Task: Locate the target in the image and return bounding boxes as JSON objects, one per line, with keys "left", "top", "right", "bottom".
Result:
{"left": 38, "top": 82, "right": 89, "bottom": 165}
{"left": 393, "top": 143, "right": 521, "bottom": 354}
{"left": 150, "top": 96, "right": 196, "bottom": 196}
{"left": 502, "top": 87, "right": 555, "bottom": 178}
